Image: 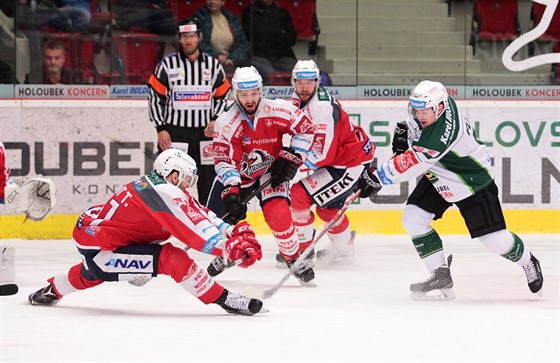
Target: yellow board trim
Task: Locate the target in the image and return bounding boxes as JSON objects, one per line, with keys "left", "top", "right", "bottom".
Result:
{"left": 1, "top": 210, "right": 559, "bottom": 239}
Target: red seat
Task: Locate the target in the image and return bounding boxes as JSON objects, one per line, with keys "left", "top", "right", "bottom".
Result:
{"left": 89, "top": 0, "right": 115, "bottom": 34}
{"left": 470, "top": 0, "right": 520, "bottom": 55}
{"left": 101, "top": 32, "right": 159, "bottom": 84}
{"left": 168, "top": 0, "right": 204, "bottom": 21}
{"left": 530, "top": 2, "right": 560, "bottom": 42}
{"left": 224, "top": 0, "right": 250, "bottom": 18}
{"left": 276, "top": 0, "right": 318, "bottom": 40}
{"left": 268, "top": 71, "right": 292, "bottom": 86}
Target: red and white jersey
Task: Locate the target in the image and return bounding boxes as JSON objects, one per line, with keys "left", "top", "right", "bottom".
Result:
{"left": 0, "top": 142, "right": 11, "bottom": 202}
{"left": 213, "top": 97, "right": 315, "bottom": 187}
{"left": 292, "top": 86, "right": 375, "bottom": 171}
{"left": 73, "top": 172, "right": 231, "bottom": 254}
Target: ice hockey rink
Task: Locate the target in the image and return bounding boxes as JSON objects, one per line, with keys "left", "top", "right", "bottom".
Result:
{"left": 1, "top": 233, "right": 558, "bottom": 363}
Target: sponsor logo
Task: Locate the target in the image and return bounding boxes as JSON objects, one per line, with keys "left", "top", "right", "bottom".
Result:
{"left": 315, "top": 174, "right": 354, "bottom": 205}
{"left": 202, "top": 144, "right": 214, "bottom": 158}
{"left": 393, "top": 151, "right": 419, "bottom": 173}
{"left": 413, "top": 145, "right": 439, "bottom": 157}
{"left": 237, "top": 80, "right": 259, "bottom": 89}
{"left": 104, "top": 258, "right": 152, "bottom": 270}
{"left": 174, "top": 91, "right": 211, "bottom": 102}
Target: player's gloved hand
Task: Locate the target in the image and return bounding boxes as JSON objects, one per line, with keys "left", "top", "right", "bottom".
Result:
{"left": 392, "top": 122, "right": 408, "bottom": 155}
{"left": 271, "top": 147, "right": 303, "bottom": 188}
{"left": 356, "top": 167, "right": 382, "bottom": 198}
{"left": 225, "top": 221, "right": 262, "bottom": 268}
{"left": 221, "top": 184, "right": 247, "bottom": 225}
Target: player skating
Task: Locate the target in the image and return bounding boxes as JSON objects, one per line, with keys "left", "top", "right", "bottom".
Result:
{"left": 206, "top": 66, "right": 317, "bottom": 286}
{"left": 280, "top": 60, "right": 375, "bottom": 267}
{"left": 356, "top": 80, "right": 544, "bottom": 300}
{"left": 28, "top": 149, "right": 265, "bottom": 315}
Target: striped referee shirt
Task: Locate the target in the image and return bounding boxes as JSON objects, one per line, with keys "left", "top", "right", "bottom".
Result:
{"left": 148, "top": 51, "right": 231, "bottom": 129}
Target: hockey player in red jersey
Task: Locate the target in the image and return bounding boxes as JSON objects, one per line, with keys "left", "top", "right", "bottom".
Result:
{"left": 206, "top": 66, "right": 317, "bottom": 286}
{"left": 285, "top": 60, "right": 375, "bottom": 266}
{"left": 28, "top": 149, "right": 265, "bottom": 315}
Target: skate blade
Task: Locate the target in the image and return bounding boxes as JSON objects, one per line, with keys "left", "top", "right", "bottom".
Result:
{"left": 411, "top": 288, "right": 456, "bottom": 301}
{"left": 536, "top": 288, "right": 543, "bottom": 297}
{"left": 297, "top": 279, "right": 317, "bottom": 288}
{"left": 275, "top": 261, "right": 289, "bottom": 269}
{"left": 317, "top": 254, "right": 355, "bottom": 267}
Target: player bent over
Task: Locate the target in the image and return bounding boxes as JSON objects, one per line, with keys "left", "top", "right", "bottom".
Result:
{"left": 28, "top": 149, "right": 265, "bottom": 315}
{"left": 356, "top": 80, "right": 543, "bottom": 300}
{"left": 1, "top": 141, "right": 56, "bottom": 296}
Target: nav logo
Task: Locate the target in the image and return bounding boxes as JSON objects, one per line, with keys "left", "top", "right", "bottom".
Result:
{"left": 105, "top": 258, "right": 152, "bottom": 269}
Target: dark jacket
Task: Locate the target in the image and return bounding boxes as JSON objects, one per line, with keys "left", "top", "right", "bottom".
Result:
{"left": 193, "top": 6, "right": 250, "bottom": 66}
{"left": 242, "top": 1, "right": 297, "bottom": 59}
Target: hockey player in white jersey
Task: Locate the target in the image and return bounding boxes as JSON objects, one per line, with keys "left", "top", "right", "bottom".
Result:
{"left": 356, "top": 80, "right": 544, "bottom": 300}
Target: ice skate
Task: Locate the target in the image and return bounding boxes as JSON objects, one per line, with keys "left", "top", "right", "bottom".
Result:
{"left": 286, "top": 256, "right": 316, "bottom": 287}
{"left": 523, "top": 253, "right": 544, "bottom": 296}
{"left": 214, "top": 289, "right": 267, "bottom": 315}
{"left": 316, "top": 230, "right": 356, "bottom": 266}
{"left": 28, "top": 284, "right": 62, "bottom": 306}
{"left": 410, "top": 255, "right": 455, "bottom": 301}
{"left": 275, "top": 248, "right": 315, "bottom": 269}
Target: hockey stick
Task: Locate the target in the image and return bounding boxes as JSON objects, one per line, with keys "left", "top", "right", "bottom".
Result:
{"left": 246, "top": 190, "right": 362, "bottom": 299}
{"left": 0, "top": 283, "right": 19, "bottom": 296}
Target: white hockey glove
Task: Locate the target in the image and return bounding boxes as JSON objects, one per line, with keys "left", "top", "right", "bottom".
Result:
{"left": 4, "top": 177, "right": 57, "bottom": 221}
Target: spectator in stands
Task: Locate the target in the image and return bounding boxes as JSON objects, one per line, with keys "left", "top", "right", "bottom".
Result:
{"left": 24, "top": 40, "right": 83, "bottom": 84}
{"left": 0, "top": 61, "right": 18, "bottom": 84}
{"left": 242, "top": 0, "right": 297, "bottom": 85}
{"left": 17, "top": 0, "right": 91, "bottom": 84}
{"left": 193, "top": 0, "right": 251, "bottom": 73}
{"left": 113, "top": 0, "right": 177, "bottom": 58}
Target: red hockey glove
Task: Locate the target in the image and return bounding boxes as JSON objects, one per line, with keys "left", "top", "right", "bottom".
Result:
{"left": 356, "top": 167, "right": 382, "bottom": 198}
{"left": 221, "top": 184, "right": 246, "bottom": 224}
{"left": 225, "top": 221, "right": 262, "bottom": 268}
{"left": 271, "top": 147, "right": 302, "bottom": 188}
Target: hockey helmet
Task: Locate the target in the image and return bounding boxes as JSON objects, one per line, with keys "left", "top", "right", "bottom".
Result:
{"left": 154, "top": 149, "right": 198, "bottom": 188}
{"left": 177, "top": 17, "right": 202, "bottom": 35}
{"left": 231, "top": 66, "right": 263, "bottom": 96}
{"left": 408, "top": 80, "right": 448, "bottom": 120}
{"left": 292, "top": 60, "right": 320, "bottom": 86}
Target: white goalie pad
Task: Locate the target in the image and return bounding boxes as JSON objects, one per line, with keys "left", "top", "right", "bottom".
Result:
{"left": 1, "top": 246, "right": 15, "bottom": 283}
{"left": 4, "top": 177, "right": 57, "bottom": 221}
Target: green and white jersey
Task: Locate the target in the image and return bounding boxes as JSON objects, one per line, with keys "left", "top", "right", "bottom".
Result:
{"left": 374, "top": 97, "right": 494, "bottom": 203}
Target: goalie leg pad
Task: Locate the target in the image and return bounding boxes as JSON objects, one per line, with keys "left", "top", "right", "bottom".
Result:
{"left": 0, "top": 246, "right": 15, "bottom": 284}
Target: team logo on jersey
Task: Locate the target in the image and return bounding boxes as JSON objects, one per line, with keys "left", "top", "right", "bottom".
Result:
{"left": 240, "top": 149, "right": 274, "bottom": 176}
{"left": 202, "top": 68, "right": 211, "bottom": 80}
{"left": 133, "top": 181, "right": 149, "bottom": 192}
{"left": 393, "top": 150, "right": 419, "bottom": 173}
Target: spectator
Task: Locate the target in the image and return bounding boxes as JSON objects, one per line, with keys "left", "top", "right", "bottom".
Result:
{"left": 242, "top": 0, "right": 297, "bottom": 84}
{"left": 17, "top": 0, "right": 92, "bottom": 84}
{"left": 0, "top": 61, "right": 17, "bottom": 84}
{"left": 24, "top": 39, "right": 84, "bottom": 84}
{"left": 193, "top": 0, "right": 251, "bottom": 73}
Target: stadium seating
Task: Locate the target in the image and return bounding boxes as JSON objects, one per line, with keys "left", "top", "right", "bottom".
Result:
{"left": 469, "top": 0, "right": 520, "bottom": 55}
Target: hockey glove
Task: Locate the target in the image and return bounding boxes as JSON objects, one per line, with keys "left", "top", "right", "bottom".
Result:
{"left": 221, "top": 184, "right": 247, "bottom": 225}
{"left": 392, "top": 122, "right": 409, "bottom": 155}
{"left": 225, "top": 221, "right": 262, "bottom": 268}
{"left": 271, "top": 147, "right": 302, "bottom": 188}
{"left": 356, "top": 167, "right": 382, "bottom": 198}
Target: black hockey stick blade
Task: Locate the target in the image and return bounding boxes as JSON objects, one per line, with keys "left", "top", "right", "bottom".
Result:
{"left": 0, "top": 283, "right": 19, "bottom": 296}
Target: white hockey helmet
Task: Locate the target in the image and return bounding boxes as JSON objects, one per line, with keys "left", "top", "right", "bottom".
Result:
{"left": 408, "top": 80, "right": 448, "bottom": 120}
{"left": 231, "top": 66, "right": 263, "bottom": 96}
{"left": 292, "top": 60, "right": 320, "bottom": 86}
{"left": 154, "top": 149, "right": 198, "bottom": 188}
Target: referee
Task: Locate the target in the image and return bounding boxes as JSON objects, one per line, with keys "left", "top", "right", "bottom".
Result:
{"left": 148, "top": 18, "right": 231, "bottom": 205}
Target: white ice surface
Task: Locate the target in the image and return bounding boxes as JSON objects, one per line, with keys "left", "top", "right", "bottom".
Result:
{"left": 1, "top": 234, "right": 558, "bottom": 363}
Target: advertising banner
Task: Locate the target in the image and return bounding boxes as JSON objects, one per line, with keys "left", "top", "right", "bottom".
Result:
{"left": 1, "top": 100, "right": 558, "bottom": 215}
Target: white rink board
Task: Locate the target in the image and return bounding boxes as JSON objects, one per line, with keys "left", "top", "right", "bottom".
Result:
{"left": 1, "top": 100, "right": 559, "bottom": 214}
